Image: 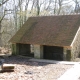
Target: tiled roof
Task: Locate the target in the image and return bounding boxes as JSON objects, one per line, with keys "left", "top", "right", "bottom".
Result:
{"left": 9, "top": 14, "right": 80, "bottom": 46}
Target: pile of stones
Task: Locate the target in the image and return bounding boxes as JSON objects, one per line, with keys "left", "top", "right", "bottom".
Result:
{"left": 0, "top": 47, "right": 11, "bottom": 54}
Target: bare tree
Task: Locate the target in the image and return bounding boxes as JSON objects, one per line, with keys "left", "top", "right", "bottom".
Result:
{"left": 0, "top": 0, "right": 76, "bottom": 47}
{"left": 0, "top": 0, "right": 10, "bottom": 46}
{"left": 57, "top": 0, "right": 63, "bottom": 14}
{"left": 0, "top": 0, "right": 9, "bottom": 6}
{"left": 24, "top": 0, "right": 30, "bottom": 21}
{"left": 73, "top": 0, "right": 80, "bottom": 13}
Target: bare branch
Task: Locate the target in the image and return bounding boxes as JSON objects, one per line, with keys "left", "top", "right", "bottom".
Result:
{"left": 0, "top": 0, "right": 9, "bottom": 6}
{"left": 0, "top": 9, "right": 12, "bottom": 23}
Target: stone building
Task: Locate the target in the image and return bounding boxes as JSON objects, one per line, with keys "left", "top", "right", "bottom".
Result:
{"left": 9, "top": 14, "right": 80, "bottom": 61}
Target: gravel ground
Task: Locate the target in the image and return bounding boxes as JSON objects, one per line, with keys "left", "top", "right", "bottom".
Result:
{"left": 74, "top": 58, "right": 80, "bottom": 62}
{"left": 74, "top": 58, "right": 80, "bottom": 80}
{"left": 0, "top": 56, "right": 73, "bottom": 80}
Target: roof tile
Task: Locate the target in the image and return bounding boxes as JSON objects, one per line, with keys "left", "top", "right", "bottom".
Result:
{"left": 9, "top": 15, "right": 80, "bottom": 46}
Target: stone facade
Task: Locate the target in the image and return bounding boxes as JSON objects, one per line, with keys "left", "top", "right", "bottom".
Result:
{"left": 12, "top": 43, "right": 19, "bottom": 55}
{"left": 63, "top": 47, "right": 71, "bottom": 61}
{"left": 11, "top": 26, "right": 80, "bottom": 61}
{"left": 34, "top": 45, "right": 43, "bottom": 59}
{"left": 63, "top": 27, "right": 80, "bottom": 61}
{"left": 71, "top": 27, "right": 80, "bottom": 60}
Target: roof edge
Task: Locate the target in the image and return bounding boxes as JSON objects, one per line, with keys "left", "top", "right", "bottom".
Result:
{"left": 70, "top": 26, "right": 80, "bottom": 46}
{"left": 29, "top": 13, "right": 80, "bottom": 18}
{"left": 10, "top": 42, "right": 71, "bottom": 48}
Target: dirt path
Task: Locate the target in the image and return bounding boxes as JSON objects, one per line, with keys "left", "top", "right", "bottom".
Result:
{"left": 0, "top": 56, "right": 73, "bottom": 80}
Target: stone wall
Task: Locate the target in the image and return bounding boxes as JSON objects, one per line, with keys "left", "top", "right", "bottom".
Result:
{"left": 71, "top": 27, "right": 80, "bottom": 60}
{"left": 34, "top": 45, "right": 43, "bottom": 59}
{"left": 63, "top": 47, "right": 71, "bottom": 61}
{"left": 12, "top": 43, "right": 19, "bottom": 55}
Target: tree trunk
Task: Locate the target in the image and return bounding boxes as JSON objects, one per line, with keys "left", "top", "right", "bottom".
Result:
{"left": 0, "top": 22, "right": 3, "bottom": 46}
{"left": 36, "top": 0, "right": 40, "bottom": 16}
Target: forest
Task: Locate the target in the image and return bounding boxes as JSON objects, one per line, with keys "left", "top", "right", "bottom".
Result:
{"left": 0, "top": 0, "right": 80, "bottom": 48}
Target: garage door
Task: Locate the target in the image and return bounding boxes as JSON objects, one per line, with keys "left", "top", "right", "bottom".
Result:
{"left": 18, "top": 44, "right": 34, "bottom": 57}
{"left": 43, "top": 46, "right": 63, "bottom": 60}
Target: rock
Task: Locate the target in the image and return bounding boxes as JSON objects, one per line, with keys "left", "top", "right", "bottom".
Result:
{"left": 0, "top": 47, "right": 11, "bottom": 55}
